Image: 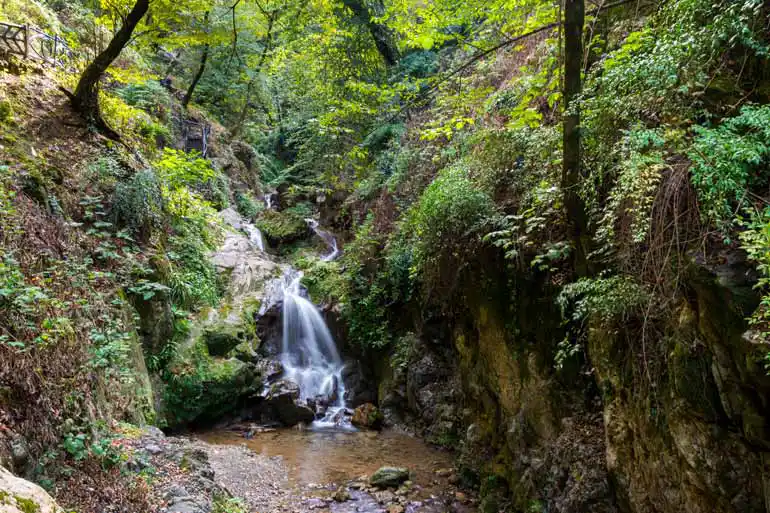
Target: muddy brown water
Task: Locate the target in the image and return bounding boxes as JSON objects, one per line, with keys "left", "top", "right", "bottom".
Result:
{"left": 200, "top": 428, "right": 455, "bottom": 493}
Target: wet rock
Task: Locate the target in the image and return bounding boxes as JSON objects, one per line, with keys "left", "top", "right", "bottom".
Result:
{"left": 373, "top": 490, "right": 395, "bottom": 504}
{"left": 264, "top": 379, "right": 315, "bottom": 426}
{"left": 332, "top": 486, "right": 351, "bottom": 502}
{"left": 370, "top": 467, "right": 410, "bottom": 488}
{"left": 254, "top": 358, "right": 283, "bottom": 380}
{"left": 341, "top": 359, "right": 377, "bottom": 406}
{"left": 351, "top": 403, "right": 384, "bottom": 430}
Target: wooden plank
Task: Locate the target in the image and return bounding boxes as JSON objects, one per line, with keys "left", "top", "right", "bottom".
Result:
{"left": 0, "top": 21, "right": 25, "bottom": 30}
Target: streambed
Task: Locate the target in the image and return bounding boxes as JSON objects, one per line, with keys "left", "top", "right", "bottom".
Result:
{"left": 198, "top": 427, "right": 475, "bottom": 513}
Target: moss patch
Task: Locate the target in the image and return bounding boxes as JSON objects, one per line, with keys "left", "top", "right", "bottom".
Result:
{"left": 256, "top": 210, "right": 308, "bottom": 245}
{"left": 14, "top": 495, "right": 41, "bottom": 513}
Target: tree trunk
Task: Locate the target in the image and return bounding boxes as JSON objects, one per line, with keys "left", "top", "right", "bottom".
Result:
{"left": 71, "top": 0, "right": 150, "bottom": 137}
{"left": 562, "top": 0, "right": 589, "bottom": 276}
{"left": 342, "top": 0, "right": 399, "bottom": 66}
{"left": 231, "top": 14, "right": 274, "bottom": 138}
{"left": 182, "top": 44, "right": 209, "bottom": 108}
{"left": 182, "top": 11, "right": 210, "bottom": 109}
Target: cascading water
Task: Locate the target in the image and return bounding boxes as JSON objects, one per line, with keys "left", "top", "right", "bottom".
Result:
{"left": 281, "top": 271, "right": 350, "bottom": 428}
{"left": 305, "top": 219, "right": 339, "bottom": 261}
{"left": 242, "top": 223, "right": 265, "bottom": 252}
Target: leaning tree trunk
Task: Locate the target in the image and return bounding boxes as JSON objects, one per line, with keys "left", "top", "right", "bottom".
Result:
{"left": 342, "top": 0, "right": 399, "bottom": 66}
{"left": 562, "top": 0, "right": 589, "bottom": 277}
{"left": 182, "top": 11, "right": 210, "bottom": 109}
{"left": 182, "top": 44, "right": 209, "bottom": 108}
{"left": 71, "top": 0, "right": 150, "bottom": 136}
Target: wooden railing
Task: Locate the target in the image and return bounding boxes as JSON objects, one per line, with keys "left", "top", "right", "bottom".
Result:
{"left": 0, "top": 21, "right": 73, "bottom": 67}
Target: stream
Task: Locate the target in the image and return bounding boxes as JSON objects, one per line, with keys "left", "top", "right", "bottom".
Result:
{"left": 199, "top": 210, "right": 475, "bottom": 512}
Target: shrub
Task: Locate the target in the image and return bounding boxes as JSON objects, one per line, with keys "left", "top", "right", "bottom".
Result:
{"left": 403, "top": 166, "right": 496, "bottom": 283}
{"left": 116, "top": 81, "right": 172, "bottom": 119}
{"left": 689, "top": 104, "right": 770, "bottom": 230}
{"left": 234, "top": 191, "right": 263, "bottom": 220}
{"left": 112, "top": 170, "right": 165, "bottom": 239}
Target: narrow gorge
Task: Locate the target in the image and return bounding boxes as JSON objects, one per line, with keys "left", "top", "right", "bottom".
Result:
{"left": 2, "top": 0, "right": 770, "bottom": 512}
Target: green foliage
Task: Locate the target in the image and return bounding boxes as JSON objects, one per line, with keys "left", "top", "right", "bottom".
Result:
{"left": 212, "top": 496, "right": 248, "bottom": 513}
{"left": 740, "top": 208, "right": 770, "bottom": 360}
{"left": 689, "top": 105, "right": 770, "bottom": 229}
{"left": 116, "top": 81, "right": 173, "bottom": 118}
{"left": 112, "top": 170, "right": 165, "bottom": 239}
{"left": 234, "top": 191, "right": 263, "bottom": 220}
{"left": 404, "top": 166, "right": 496, "bottom": 282}
{"left": 485, "top": 181, "right": 565, "bottom": 269}
{"left": 62, "top": 431, "right": 123, "bottom": 468}
{"left": 595, "top": 127, "right": 668, "bottom": 252}
{"left": 154, "top": 149, "right": 216, "bottom": 190}
{"left": 557, "top": 274, "right": 648, "bottom": 325}
{"left": 556, "top": 275, "right": 648, "bottom": 369}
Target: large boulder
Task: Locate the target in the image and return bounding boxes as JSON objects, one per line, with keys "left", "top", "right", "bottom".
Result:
{"left": 369, "top": 467, "right": 410, "bottom": 489}
{"left": 263, "top": 379, "right": 315, "bottom": 426}
{"left": 351, "top": 403, "right": 383, "bottom": 430}
{"left": 0, "top": 465, "right": 62, "bottom": 513}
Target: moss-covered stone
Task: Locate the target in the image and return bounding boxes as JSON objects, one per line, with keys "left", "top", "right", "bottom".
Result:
{"left": 256, "top": 210, "right": 308, "bottom": 245}
{"left": 161, "top": 352, "right": 260, "bottom": 427}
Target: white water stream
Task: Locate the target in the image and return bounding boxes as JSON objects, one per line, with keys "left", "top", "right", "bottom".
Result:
{"left": 281, "top": 271, "right": 350, "bottom": 428}
{"left": 306, "top": 219, "right": 339, "bottom": 261}
{"left": 242, "top": 223, "right": 265, "bottom": 252}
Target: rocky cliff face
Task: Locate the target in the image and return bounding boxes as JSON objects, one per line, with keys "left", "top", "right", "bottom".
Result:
{"left": 378, "top": 253, "right": 770, "bottom": 513}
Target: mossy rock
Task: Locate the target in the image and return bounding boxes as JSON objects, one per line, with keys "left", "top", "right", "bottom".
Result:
{"left": 228, "top": 339, "right": 260, "bottom": 362}
{"left": 161, "top": 357, "right": 260, "bottom": 427}
{"left": 256, "top": 210, "right": 309, "bottom": 245}
{"left": 203, "top": 322, "right": 253, "bottom": 356}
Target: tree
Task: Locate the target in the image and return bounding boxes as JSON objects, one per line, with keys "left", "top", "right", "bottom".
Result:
{"left": 561, "top": 0, "right": 588, "bottom": 276}
{"left": 69, "top": 0, "right": 150, "bottom": 136}
{"left": 342, "top": 0, "right": 399, "bottom": 66}
{"left": 182, "top": 11, "right": 211, "bottom": 108}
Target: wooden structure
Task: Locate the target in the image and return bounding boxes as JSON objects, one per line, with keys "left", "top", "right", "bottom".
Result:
{"left": 182, "top": 120, "right": 211, "bottom": 157}
{"left": 0, "top": 21, "right": 73, "bottom": 67}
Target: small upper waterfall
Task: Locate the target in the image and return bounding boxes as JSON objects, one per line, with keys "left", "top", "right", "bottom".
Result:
{"left": 305, "top": 219, "right": 339, "bottom": 261}
{"left": 280, "top": 271, "right": 350, "bottom": 428}
{"left": 242, "top": 223, "right": 265, "bottom": 252}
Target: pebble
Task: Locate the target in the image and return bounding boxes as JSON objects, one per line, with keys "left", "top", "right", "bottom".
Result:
{"left": 454, "top": 492, "right": 467, "bottom": 503}
{"left": 387, "top": 506, "right": 405, "bottom": 513}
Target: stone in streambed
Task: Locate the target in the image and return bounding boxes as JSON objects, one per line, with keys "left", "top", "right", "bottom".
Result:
{"left": 332, "top": 486, "right": 351, "bottom": 502}
{"left": 370, "top": 467, "right": 410, "bottom": 488}
{"left": 351, "top": 403, "right": 384, "bottom": 430}
{"left": 264, "top": 379, "right": 315, "bottom": 426}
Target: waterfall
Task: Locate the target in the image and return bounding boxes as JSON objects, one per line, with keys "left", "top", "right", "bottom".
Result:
{"left": 242, "top": 223, "right": 265, "bottom": 252}
{"left": 264, "top": 193, "right": 273, "bottom": 210}
{"left": 305, "top": 219, "right": 339, "bottom": 261}
{"left": 281, "top": 271, "right": 349, "bottom": 428}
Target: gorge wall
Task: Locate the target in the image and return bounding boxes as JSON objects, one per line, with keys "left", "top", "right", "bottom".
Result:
{"left": 373, "top": 248, "right": 770, "bottom": 513}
